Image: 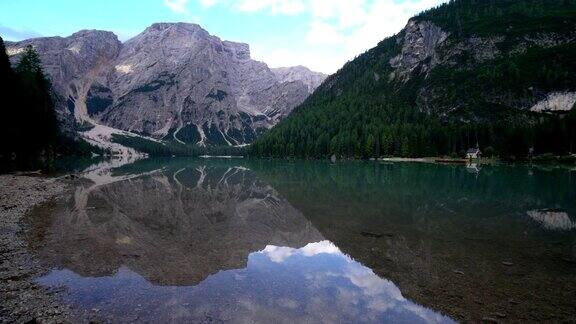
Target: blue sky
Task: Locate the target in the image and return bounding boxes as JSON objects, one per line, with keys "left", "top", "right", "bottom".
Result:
{"left": 0, "top": 0, "right": 446, "bottom": 73}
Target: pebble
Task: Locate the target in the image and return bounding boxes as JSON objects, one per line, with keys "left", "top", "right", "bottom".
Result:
{"left": 0, "top": 175, "right": 72, "bottom": 323}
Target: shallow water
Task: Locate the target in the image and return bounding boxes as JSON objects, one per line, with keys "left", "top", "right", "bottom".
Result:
{"left": 27, "top": 159, "right": 576, "bottom": 322}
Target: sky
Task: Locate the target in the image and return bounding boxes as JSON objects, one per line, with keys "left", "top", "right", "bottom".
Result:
{"left": 0, "top": 0, "right": 447, "bottom": 74}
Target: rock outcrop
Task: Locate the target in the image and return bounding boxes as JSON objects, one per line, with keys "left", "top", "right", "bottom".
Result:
{"left": 389, "top": 20, "right": 449, "bottom": 80}
{"left": 6, "top": 23, "right": 326, "bottom": 147}
{"left": 530, "top": 91, "right": 576, "bottom": 113}
{"left": 6, "top": 30, "right": 122, "bottom": 131}
{"left": 387, "top": 17, "right": 576, "bottom": 116}
{"left": 271, "top": 66, "right": 327, "bottom": 93}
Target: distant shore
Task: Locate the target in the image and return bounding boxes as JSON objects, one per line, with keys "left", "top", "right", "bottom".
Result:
{"left": 377, "top": 154, "right": 576, "bottom": 166}
{"left": 378, "top": 157, "right": 490, "bottom": 164}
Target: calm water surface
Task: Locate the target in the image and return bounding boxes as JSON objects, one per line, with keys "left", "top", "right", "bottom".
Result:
{"left": 27, "top": 159, "right": 576, "bottom": 322}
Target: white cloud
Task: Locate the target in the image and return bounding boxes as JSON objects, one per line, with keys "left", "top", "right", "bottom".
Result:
{"left": 309, "top": 0, "right": 368, "bottom": 28}
{"left": 198, "top": 0, "right": 448, "bottom": 73}
{"left": 199, "top": 0, "right": 219, "bottom": 7}
{"left": 306, "top": 21, "right": 343, "bottom": 45}
{"left": 261, "top": 240, "right": 341, "bottom": 263}
{"left": 262, "top": 245, "right": 295, "bottom": 263}
{"left": 236, "top": 0, "right": 306, "bottom": 15}
{"left": 165, "top": 0, "right": 204, "bottom": 24}
{"left": 0, "top": 25, "right": 42, "bottom": 41}
{"left": 303, "top": 0, "right": 447, "bottom": 71}
{"left": 301, "top": 240, "right": 341, "bottom": 257}
{"left": 165, "top": 0, "right": 191, "bottom": 14}
{"left": 251, "top": 43, "right": 347, "bottom": 75}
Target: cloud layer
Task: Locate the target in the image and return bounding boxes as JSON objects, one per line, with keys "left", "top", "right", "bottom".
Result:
{"left": 164, "top": 0, "right": 191, "bottom": 14}
{"left": 191, "top": 0, "right": 447, "bottom": 73}
{"left": 0, "top": 25, "right": 42, "bottom": 41}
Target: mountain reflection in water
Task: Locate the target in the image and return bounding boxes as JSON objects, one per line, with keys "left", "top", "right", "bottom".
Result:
{"left": 27, "top": 158, "right": 576, "bottom": 322}
{"left": 32, "top": 163, "right": 322, "bottom": 286}
{"left": 29, "top": 159, "right": 454, "bottom": 323}
{"left": 39, "top": 240, "right": 453, "bottom": 323}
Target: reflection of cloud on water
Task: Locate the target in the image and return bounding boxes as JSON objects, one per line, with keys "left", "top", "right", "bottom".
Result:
{"left": 260, "top": 241, "right": 454, "bottom": 323}
{"left": 263, "top": 246, "right": 295, "bottom": 263}
{"left": 527, "top": 209, "right": 576, "bottom": 231}
{"left": 36, "top": 159, "right": 456, "bottom": 323}
{"left": 38, "top": 238, "right": 455, "bottom": 323}
{"left": 302, "top": 240, "right": 341, "bottom": 257}
{"left": 263, "top": 240, "right": 342, "bottom": 263}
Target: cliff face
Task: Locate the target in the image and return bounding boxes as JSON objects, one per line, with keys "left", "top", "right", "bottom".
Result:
{"left": 7, "top": 30, "right": 122, "bottom": 131}
{"left": 271, "top": 66, "right": 327, "bottom": 93}
{"left": 389, "top": 18, "right": 576, "bottom": 117}
{"left": 371, "top": 16, "right": 576, "bottom": 118}
{"left": 389, "top": 20, "right": 449, "bottom": 80}
{"left": 7, "top": 23, "right": 326, "bottom": 147}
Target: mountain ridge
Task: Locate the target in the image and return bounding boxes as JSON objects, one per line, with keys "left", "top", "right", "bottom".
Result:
{"left": 6, "top": 23, "right": 327, "bottom": 152}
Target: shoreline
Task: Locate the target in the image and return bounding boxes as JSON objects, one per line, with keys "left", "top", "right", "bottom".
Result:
{"left": 378, "top": 157, "right": 489, "bottom": 165}
{"left": 0, "top": 174, "right": 73, "bottom": 323}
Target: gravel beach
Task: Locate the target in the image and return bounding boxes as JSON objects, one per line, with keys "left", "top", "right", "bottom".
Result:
{"left": 0, "top": 174, "right": 72, "bottom": 323}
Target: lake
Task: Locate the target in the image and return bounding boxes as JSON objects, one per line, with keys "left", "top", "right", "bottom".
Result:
{"left": 26, "top": 158, "right": 576, "bottom": 322}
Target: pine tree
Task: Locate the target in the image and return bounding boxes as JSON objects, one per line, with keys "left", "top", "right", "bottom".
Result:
{"left": 13, "top": 45, "right": 58, "bottom": 159}
{"left": 0, "top": 37, "right": 17, "bottom": 157}
{"left": 0, "top": 37, "right": 12, "bottom": 79}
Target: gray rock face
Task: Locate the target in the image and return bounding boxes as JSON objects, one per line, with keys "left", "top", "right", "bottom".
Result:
{"left": 389, "top": 20, "right": 512, "bottom": 80}
{"left": 7, "top": 30, "right": 122, "bottom": 131}
{"left": 389, "top": 20, "right": 449, "bottom": 80}
{"left": 7, "top": 23, "right": 324, "bottom": 146}
{"left": 271, "top": 66, "right": 327, "bottom": 93}
{"left": 388, "top": 19, "right": 576, "bottom": 116}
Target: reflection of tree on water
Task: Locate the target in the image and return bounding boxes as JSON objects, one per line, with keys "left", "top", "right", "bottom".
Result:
{"left": 27, "top": 159, "right": 576, "bottom": 322}
{"left": 30, "top": 159, "right": 456, "bottom": 323}
{"left": 251, "top": 161, "right": 576, "bottom": 322}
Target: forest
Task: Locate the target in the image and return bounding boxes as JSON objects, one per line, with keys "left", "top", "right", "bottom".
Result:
{"left": 249, "top": 0, "right": 576, "bottom": 159}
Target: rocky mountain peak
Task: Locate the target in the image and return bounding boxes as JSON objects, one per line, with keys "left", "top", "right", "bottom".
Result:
{"left": 222, "top": 40, "right": 251, "bottom": 60}
{"left": 141, "top": 22, "right": 209, "bottom": 38}
{"left": 6, "top": 23, "right": 326, "bottom": 149}
{"left": 66, "top": 30, "right": 121, "bottom": 60}
{"left": 272, "top": 66, "right": 327, "bottom": 93}
{"left": 70, "top": 29, "right": 119, "bottom": 40}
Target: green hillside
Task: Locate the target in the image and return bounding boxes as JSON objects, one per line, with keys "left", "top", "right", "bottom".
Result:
{"left": 250, "top": 0, "right": 576, "bottom": 159}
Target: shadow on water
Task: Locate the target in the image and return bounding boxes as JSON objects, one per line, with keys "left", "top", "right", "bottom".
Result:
{"left": 25, "top": 158, "right": 576, "bottom": 322}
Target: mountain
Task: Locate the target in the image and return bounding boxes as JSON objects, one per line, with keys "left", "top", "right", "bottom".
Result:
{"left": 6, "top": 23, "right": 327, "bottom": 150}
{"left": 271, "top": 66, "right": 327, "bottom": 93}
{"left": 251, "top": 0, "right": 576, "bottom": 159}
